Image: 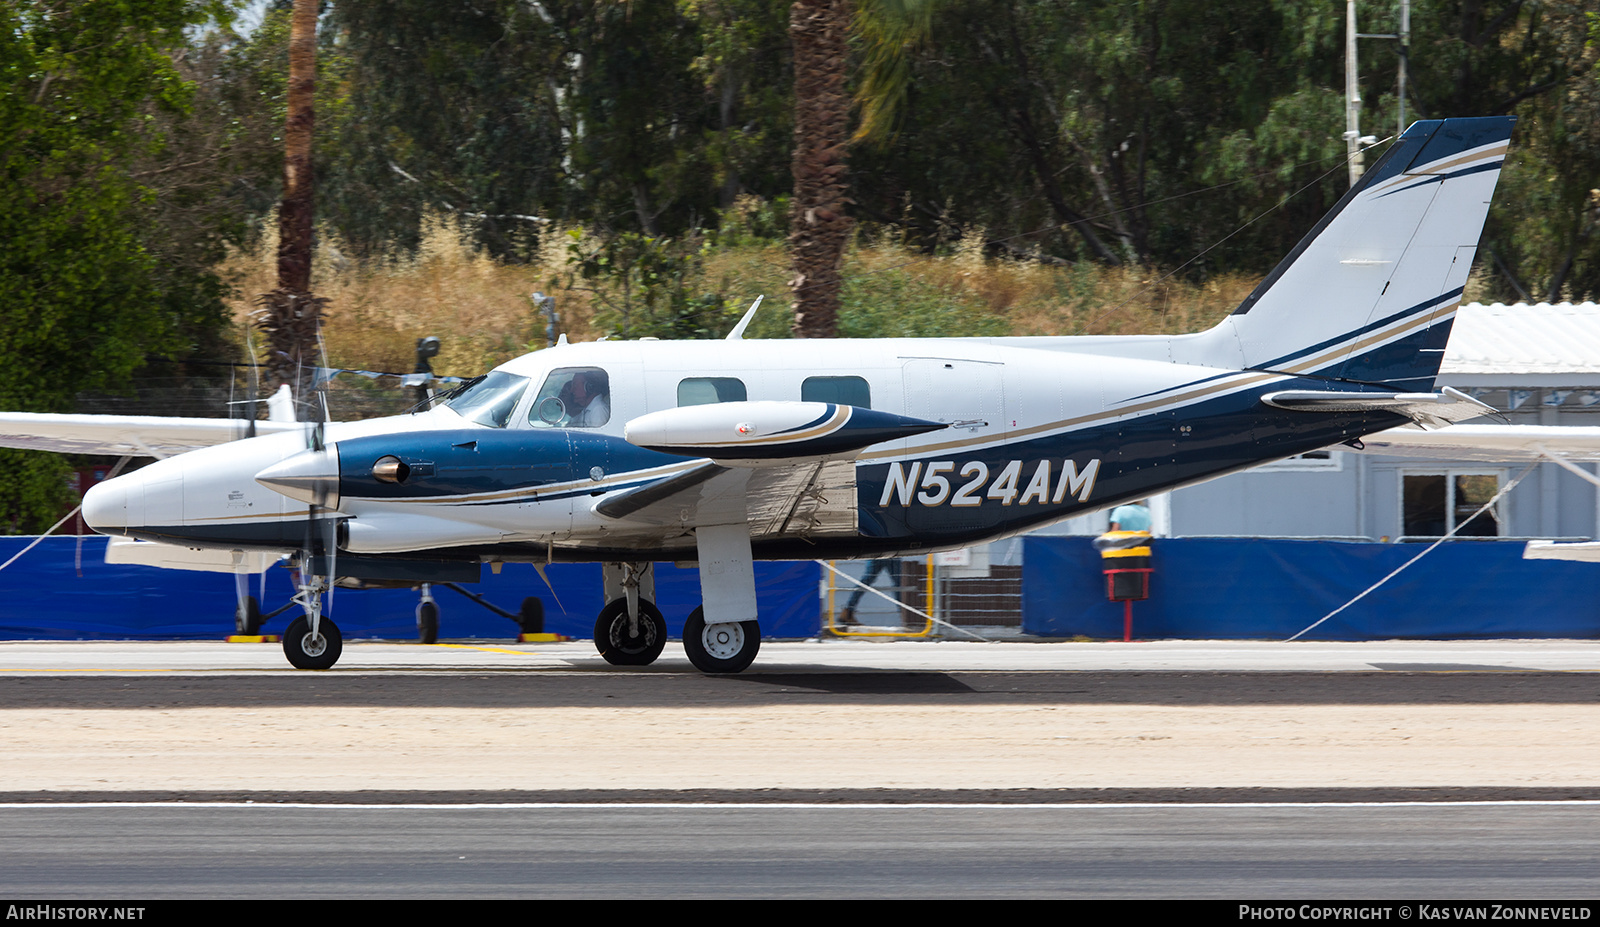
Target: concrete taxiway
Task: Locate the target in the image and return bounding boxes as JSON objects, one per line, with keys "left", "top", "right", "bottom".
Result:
{"left": 2, "top": 636, "right": 1598, "bottom": 674}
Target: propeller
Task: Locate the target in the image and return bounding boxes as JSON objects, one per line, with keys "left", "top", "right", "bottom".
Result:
{"left": 228, "top": 331, "right": 266, "bottom": 634}
{"left": 299, "top": 345, "right": 341, "bottom": 628}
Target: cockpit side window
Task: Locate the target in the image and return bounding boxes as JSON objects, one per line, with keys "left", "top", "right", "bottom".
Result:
{"left": 530, "top": 367, "right": 611, "bottom": 428}
{"left": 677, "top": 377, "right": 747, "bottom": 406}
{"left": 442, "top": 371, "right": 530, "bottom": 428}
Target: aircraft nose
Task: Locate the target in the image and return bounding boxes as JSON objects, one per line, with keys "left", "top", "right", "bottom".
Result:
{"left": 81, "top": 476, "right": 130, "bottom": 533}
{"left": 256, "top": 447, "right": 340, "bottom": 507}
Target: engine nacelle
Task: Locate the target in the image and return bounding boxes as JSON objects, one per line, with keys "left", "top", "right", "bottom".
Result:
{"left": 341, "top": 513, "right": 504, "bottom": 554}
{"left": 624, "top": 401, "right": 945, "bottom": 462}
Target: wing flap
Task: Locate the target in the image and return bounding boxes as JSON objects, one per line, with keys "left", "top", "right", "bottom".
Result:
{"left": 593, "top": 459, "right": 857, "bottom": 538}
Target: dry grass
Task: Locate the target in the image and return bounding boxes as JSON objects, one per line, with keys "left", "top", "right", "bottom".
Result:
{"left": 221, "top": 214, "right": 603, "bottom": 377}
{"left": 220, "top": 215, "right": 1262, "bottom": 376}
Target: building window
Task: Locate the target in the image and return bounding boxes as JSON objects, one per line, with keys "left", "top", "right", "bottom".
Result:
{"left": 677, "top": 377, "right": 747, "bottom": 406}
{"left": 802, "top": 375, "right": 870, "bottom": 408}
{"left": 1401, "top": 471, "right": 1503, "bottom": 538}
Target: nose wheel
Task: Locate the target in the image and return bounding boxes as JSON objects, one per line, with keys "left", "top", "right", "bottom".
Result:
{"left": 683, "top": 606, "right": 760, "bottom": 674}
{"left": 283, "top": 615, "right": 343, "bottom": 670}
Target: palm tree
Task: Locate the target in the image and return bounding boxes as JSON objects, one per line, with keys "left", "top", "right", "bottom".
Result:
{"left": 256, "top": 0, "right": 326, "bottom": 408}
{"left": 789, "top": 0, "right": 935, "bottom": 338}
{"left": 787, "top": 0, "right": 854, "bottom": 338}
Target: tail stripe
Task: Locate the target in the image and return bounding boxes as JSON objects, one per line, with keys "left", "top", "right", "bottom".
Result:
{"left": 1258, "top": 289, "right": 1462, "bottom": 372}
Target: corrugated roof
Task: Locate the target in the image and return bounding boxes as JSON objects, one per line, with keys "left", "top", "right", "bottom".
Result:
{"left": 1441, "top": 302, "right": 1600, "bottom": 383}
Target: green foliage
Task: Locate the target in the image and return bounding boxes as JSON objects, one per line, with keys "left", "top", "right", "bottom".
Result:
{"left": 558, "top": 229, "right": 736, "bottom": 340}
{"left": 0, "top": 0, "right": 229, "bottom": 532}
{"left": 838, "top": 267, "right": 1009, "bottom": 339}
{"left": 0, "top": 450, "right": 74, "bottom": 536}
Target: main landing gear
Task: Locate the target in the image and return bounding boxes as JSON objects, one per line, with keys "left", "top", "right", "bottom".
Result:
{"left": 594, "top": 598, "right": 668, "bottom": 665}
{"left": 593, "top": 562, "right": 668, "bottom": 666}
{"left": 682, "top": 606, "right": 760, "bottom": 674}
{"left": 590, "top": 520, "right": 766, "bottom": 674}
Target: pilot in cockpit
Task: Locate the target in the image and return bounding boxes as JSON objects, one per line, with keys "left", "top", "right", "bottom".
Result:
{"left": 558, "top": 369, "right": 609, "bottom": 427}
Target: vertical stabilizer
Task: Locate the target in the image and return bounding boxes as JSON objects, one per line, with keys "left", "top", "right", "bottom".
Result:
{"left": 1194, "top": 117, "right": 1515, "bottom": 389}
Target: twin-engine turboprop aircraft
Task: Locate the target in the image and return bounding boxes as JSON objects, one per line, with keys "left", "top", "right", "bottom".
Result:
{"left": 0, "top": 117, "right": 1515, "bottom": 673}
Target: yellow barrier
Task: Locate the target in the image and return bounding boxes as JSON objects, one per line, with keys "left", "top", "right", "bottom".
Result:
{"left": 822, "top": 557, "right": 936, "bottom": 638}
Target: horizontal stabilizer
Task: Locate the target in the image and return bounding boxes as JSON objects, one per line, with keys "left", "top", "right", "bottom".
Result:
{"left": 1524, "top": 540, "right": 1600, "bottom": 563}
{"left": 1260, "top": 386, "right": 1495, "bottom": 428}
{"left": 624, "top": 401, "right": 946, "bottom": 462}
{"left": 1357, "top": 424, "right": 1600, "bottom": 462}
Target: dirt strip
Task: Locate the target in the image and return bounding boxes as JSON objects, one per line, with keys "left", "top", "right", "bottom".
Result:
{"left": 2, "top": 702, "right": 1596, "bottom": 791}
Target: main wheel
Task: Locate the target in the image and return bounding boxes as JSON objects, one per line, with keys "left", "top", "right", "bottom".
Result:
{"left": 283, "top": 615, "right": 343, "bottom": 670}
{"left": 234, "top": 595, "right": 262, "bottom": 635}
{"left": 594, "top": 598, "right": 667, "bottom": 666}
{"left": 682, "top": 606, "right": 760, "bottom": 674}
{"left": 416, "top": 600, "right": 439, "bottom": 645}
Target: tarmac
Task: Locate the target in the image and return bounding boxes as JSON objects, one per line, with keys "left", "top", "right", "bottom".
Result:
{"left": 0, "top": 637, "right": 1595, "bottom": 795}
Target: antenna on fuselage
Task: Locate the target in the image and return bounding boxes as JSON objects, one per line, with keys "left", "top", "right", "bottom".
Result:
{"left": 725, "top": 295, "right": 764, "bottom": 341}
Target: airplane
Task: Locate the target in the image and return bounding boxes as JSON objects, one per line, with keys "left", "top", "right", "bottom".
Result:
{"left": 0, "top": 116, "right": 1517, "bottom": 673}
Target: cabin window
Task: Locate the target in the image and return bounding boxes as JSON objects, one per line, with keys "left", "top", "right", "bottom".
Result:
{"left": 529, "top": 367, "right": 611, "bottom": 428}
{"left": 443, "top": 371, "right": 530, "bottom": 428}
{"left": 1401, "top": 471, "right": 1503, "bottom": 538}
{"left": 802, "top": 375, "right": 870, "bottom": 409}
{"left": 677, "top": 377, "right": 747, "bottom": 406}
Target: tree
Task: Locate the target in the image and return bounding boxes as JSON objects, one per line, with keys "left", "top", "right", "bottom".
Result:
{"left": 256, "top": 0, "right": 326, "bottom": 406}
{"left": 0, "top": 0, "right": 225, "bottom": 531}
{"left": 787, "top": 0, "right": 855, "bottom": 337}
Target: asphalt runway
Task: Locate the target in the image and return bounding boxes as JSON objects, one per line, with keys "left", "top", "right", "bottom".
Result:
{"left": 1, "top": 638, "right": 1596, "bottom": 897}
{"left": 2, "top": 802, "right": 1598, "bottom": 898}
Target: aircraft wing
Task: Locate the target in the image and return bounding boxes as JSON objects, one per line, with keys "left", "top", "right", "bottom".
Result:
{"left": 592, "top": 401, "right": 946, "bottom": 540}
{"left": 595, "top": 459, "right": 859, "bottom": 539}
{"left": 0, "top": 412, "right": 302, "bottom": 458}
{"left": 1357, "top": 424, "right": 1600, "bottom": 463}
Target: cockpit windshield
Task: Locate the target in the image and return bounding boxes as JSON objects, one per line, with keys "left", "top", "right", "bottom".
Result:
{"left": 442, "top": 371, "right": 530, "bottom": 428}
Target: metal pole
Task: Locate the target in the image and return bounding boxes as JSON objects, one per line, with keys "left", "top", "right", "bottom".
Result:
{"left": 1345, "top": 0, "right": 1364, "bottom": 188}
{"left": 1398, "top": 0, "right": 1410, "bottom": 136}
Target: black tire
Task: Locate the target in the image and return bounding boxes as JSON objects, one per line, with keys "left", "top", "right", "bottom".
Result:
{"left": 282, "top": 615, "right": 343, "bottom": 670}
{"left": 234, "top": 595, "right": 262, "bottom": 635}
{"left": 417, "top": 600, "right": 439, "bottom": 645}
{"left": 593, "top": 598, "right": 667, "bottom": 666}
{"left": 518, "top": 597, "right": 545, "bottom": 634}
{"left": 682, "top": 606, "right": 760, "bottom": 674}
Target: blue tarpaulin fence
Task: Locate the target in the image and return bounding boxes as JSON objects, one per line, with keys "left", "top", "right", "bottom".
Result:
{"left": 0, "top": 536, "right": 820, "bottom": 641}
{"left": 1022, "top": 536, "right": 1600, "bottom": 640}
